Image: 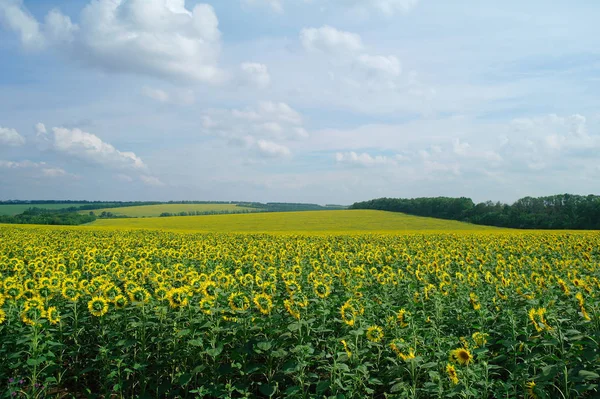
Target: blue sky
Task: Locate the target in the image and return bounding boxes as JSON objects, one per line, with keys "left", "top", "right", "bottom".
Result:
{"left": 1, "top": 0, "right": 599, "bottom": 204}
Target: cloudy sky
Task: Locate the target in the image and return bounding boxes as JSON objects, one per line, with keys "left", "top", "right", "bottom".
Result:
{"left": 1, "top": 0, "right": 599, "bottom": 204}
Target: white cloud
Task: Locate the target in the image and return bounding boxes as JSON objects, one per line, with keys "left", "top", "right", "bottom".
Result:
{"left": 41, "top": 167, "right": 68, "bottom": 177}
{"left": 201, "top": 101, "right": 307, "bottom": 158}
{"left": 204, "top": 101, "right": 305, "bottom": 140}
{"left": 335, "top": 151, "right": 396, "bottom": 167}
{"left": 257, "top": 140, "right": 291, "bottom": 157}
{"left": 34, "top": 122, "right": 46, "bottom": 135}
{"left": 51, "top": 127, "right": 146, "bottom": 170}
{"left": 355, "top": 54, "right": 401, "bottom": 77}
{"left": 0, "top": 0, "right": 44, "bottom": 49}
{"left": 0, "top": 160, "right": 43, "bottom": 169}
{"left": 140, "top": 175, "right": 165, "bottom": 186}
{"left": 240, "top": 62, "right": 271, "bottom": 88}
{"left": 1, "top": 0, "right": 224, "bottom": 84}
{"left": 0, "top": 159, "right": 77, "bottom": 179}
{"left": 0, "top": 126, "right": 26, "bottom": 146}
{"left": 301, "top": 25, "right": 363, "bottom": 53}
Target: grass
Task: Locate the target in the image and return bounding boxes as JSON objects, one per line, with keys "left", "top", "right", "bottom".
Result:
{"left": 0, "top": 203, "right": 93, "bottom": 216}
{"left": 89, "top": 209, "right": 501, "bottom": 233}
{"left": 81, "top": 203, "right": 258, "bottom": 217}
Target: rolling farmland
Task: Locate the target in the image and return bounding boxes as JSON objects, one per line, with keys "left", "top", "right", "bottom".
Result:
{"left": 89, "top": 209, "right": 501, "bottom": 233}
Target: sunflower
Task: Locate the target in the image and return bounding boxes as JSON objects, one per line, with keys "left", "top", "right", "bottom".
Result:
{"left": 528, "top": 307, "right": 551, "bottom": 332}
{"left": 0, "top": 308, "right": 6, "bottom": 324}
{"left": 129, "top": 287, "right": 151, "bottom": 304}
{"left": 396, "top": 308, "right": 410, "bottom": 328}
{"left": 366, "top": 325, "right": 384, "bottom": 343}
{"left": 113, "top": 294, "right": 128, "bottom": 309}
{"left": 340, "top": 339, "right": 352, "bottom": 358}
{"left": 88, "top": 296, "right": 109, "bottom": 317}
{"left": 103, "top": 284, "right": 122, "bottom": 302}
{"left": 199, "top": 297, "right": 215, "bottom": 315}
{"left": 201, "top": 281, "right": 218, "bottom": 299}
{"left": 45, "top": 306, "right": 60, "bottom": 325}
{"left": 446, "top": 363, "right": 459, "bottom": 385}
{"left": 21, "top": 304, "right": 43, "bottom": 326}
{"left": 283, "top": 299, "right": 300, "bottom": 320}
{"left": 449, "top": 348, "right": 473, "bottom": 366}
{"left": 525, "top": 381, "right": 537, "bottom": 399}
{"left": 25, "top": 297, "right": 45, "bottom": 310}
{"left": 253, "top": 293, "right": 273, "bottom": 315}
{"left": 340, "top": 300, "right": 360, "bottom": 326}
{"left": 399, "top": 349, "right": 416, "bottom": 362}
{"left": 6, "top": 285, "right": 22, "bottom": 301}
{"left": 228, "top": 292, "right": 250, "bottom": 312}
{"left": 472, "top": 332, "right": 489, "bottom": 347}
{"left": 62, "top": 286, "right": 81, "bottom": 302}
{"left": 469, "top": 292, "right": 481, "bottom": 311}
{"left": 313, "top": 281, "right": 331, "bottom": 299}
{"left": 166, "top": 287, "right": 190, "bottom": 309}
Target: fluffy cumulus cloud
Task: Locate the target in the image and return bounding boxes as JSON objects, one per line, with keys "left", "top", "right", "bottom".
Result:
{"left": 0, "top": 0, "right": 44, "bottom": 49}
{"left": 301, "top": 25, "right": 363, "bottom": 53}
{"left": 49, "top": 127, "right": 146, "bottom": 170}
{"left": 201, "top": 101, "right": 307, "bottom": 158}
{"left": 300, "top": 25, "right": 409, "bottom": 91}
{"left": 0, "top": 0, "right": 224, "bottom": 83}
{"left": 0, "top": 126, "right": 26, "bottom": 146}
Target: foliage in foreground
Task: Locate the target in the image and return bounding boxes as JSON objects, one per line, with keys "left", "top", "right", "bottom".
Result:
{"left": 0, "top": 226, "right": 599, "bottom": 398}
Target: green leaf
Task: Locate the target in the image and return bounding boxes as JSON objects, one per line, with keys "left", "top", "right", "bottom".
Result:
{"left": 178, "top": 373, "right": 192, "bottom": 386}
{"left": 206, "top": 344, "right": 223, "bottom": 358}
{"left": 579, "top": 370, "right": 600, "bottom": 380}
{"left": 256, "top": 341, "right": 272, "bottom": 351}
{"left": 316, "top": 380, "right": 330, "bottom": 394}
{"left": 259, "top": 383, "right": 277, "bottom": 397}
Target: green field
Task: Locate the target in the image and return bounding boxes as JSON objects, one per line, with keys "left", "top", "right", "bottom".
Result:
{"left": 90, "top": 209, "right": 500, "bottom": 233}
{"left": 84, "top": 203, "right": 257, "bottom": 217}
{"left": 0, "top": 203, "right": 92, "bottom": 216}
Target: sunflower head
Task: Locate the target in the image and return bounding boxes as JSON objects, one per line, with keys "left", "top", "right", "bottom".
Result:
{"left": 166, "top": 287, "right": 190, "bottom": 309}
{"left": 446, "top": 363, "right": 459, "bottom": 385}
{"left": 450, "top": 348, "right": 473, "bottom": 366}
{"left": 88, "top": 296, "right": 109, "bottom": 317}
{"left": 253, "top": 293, "right": 273, "bottom": 315}
{"left": 114, "top": 294, "right": 128, "bottom": 309}
{"left": 45, "top": 306, "right": 60, "bottom": 325}
{"left": 366, "top": 325, "right": 384, "bottom": 343}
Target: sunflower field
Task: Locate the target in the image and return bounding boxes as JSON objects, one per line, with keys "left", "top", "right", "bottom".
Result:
{"left": 0, "top": 225, "right": 599, "bottom": 398}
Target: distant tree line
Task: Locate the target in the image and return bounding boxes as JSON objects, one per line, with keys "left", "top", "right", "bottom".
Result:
{"left": 349, "top": 194, "right": 600, "bottom": 229}
{"left": 0, "top": 208, "right": 96, "bottom": 226}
